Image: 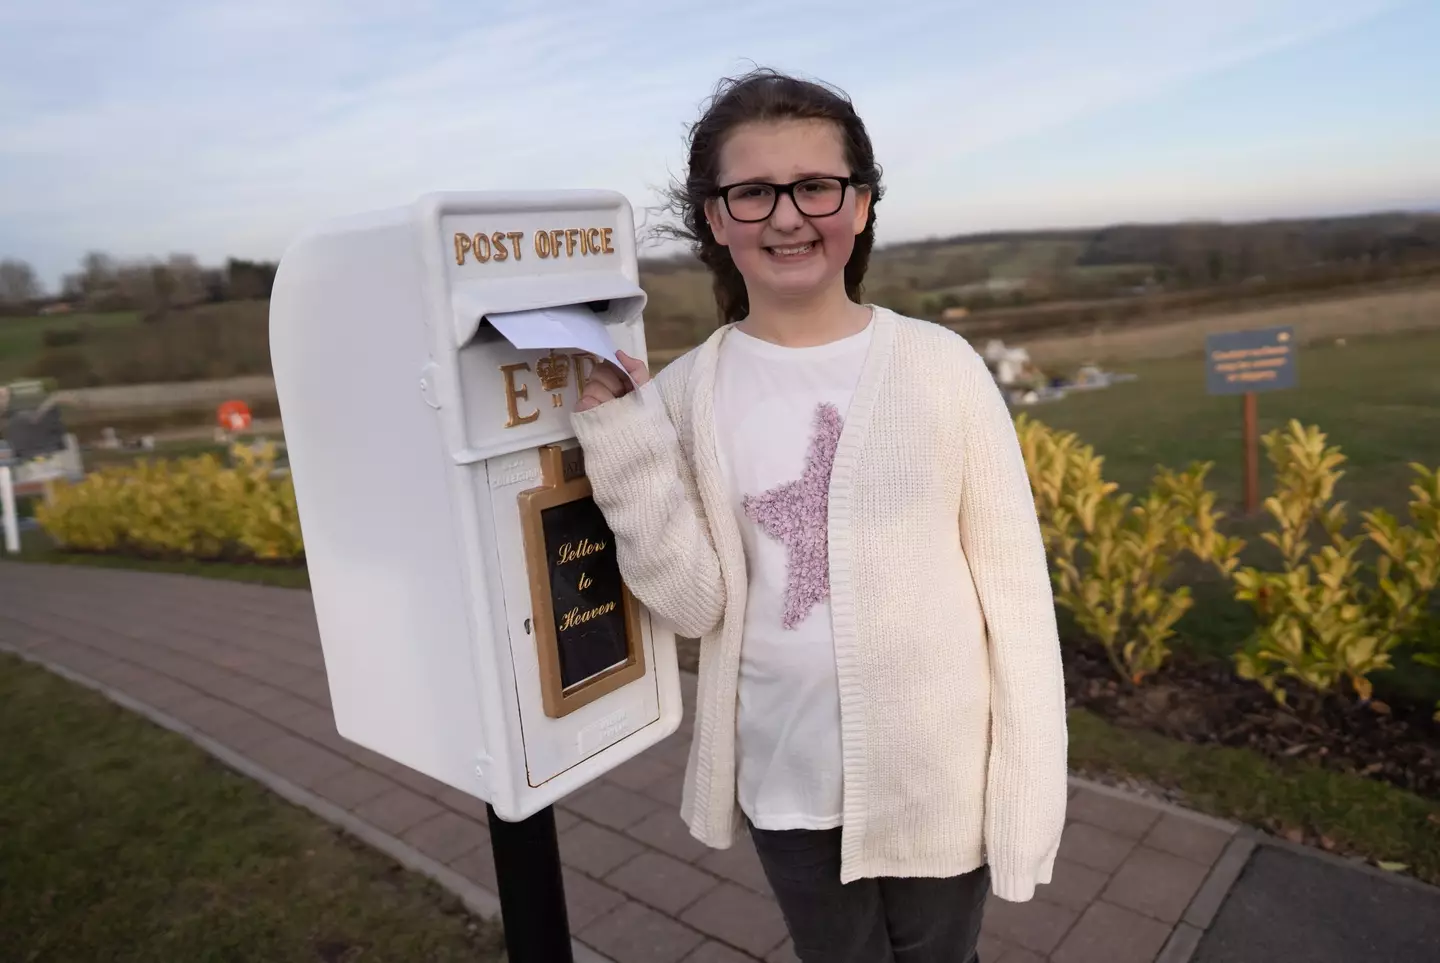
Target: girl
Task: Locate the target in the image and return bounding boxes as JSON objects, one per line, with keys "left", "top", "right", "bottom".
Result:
{"left": 572, "top": 68, "right": 1068, "bottom": 963}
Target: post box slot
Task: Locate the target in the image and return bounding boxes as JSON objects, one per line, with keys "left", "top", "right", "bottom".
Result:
{"left": 451, "top": 292, "right": 646, "bottom": 465}
{"left": 465, "top": 300, "right": 616, "bottom": 350}
{"left": 450, "top": 274, "right": 645, "bottom": 348}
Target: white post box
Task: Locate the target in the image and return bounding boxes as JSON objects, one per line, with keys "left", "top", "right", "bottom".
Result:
{"left": 269, "top": 190, "right": 683, "bottom": 822}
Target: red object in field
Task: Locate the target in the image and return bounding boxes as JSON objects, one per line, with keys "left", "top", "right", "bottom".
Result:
{"left": 217, "top": 400, "right": 252, "bottom": 432}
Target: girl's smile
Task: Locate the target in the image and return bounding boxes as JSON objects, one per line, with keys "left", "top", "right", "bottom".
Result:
{"left": 765, "top": 240, "right": 819, "bottom": 260}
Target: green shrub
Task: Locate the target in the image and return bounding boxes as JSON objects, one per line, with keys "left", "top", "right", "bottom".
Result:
{"left": 1016, "top": 414, "right": 1243, "bottom": 683}
{"left": 36, "top": 443, "right": 302, "bottom": 563}
{"left": 1230, "top": 422, "right": 1440, "bottom": 714}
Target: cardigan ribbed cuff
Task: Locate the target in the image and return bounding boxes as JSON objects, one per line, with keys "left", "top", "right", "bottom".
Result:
{"left": 990, "top": 840, "right": 1060, "bottom": 902}
{"left": 570, "top": 380, "right": 667, "bottom": 450}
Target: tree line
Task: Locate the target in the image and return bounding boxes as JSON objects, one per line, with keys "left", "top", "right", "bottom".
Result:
{"left": 0, "top": 252, "right": 279, "bottom": 317}
{"left": 882, "top": 211, "right": 1440, "bottom": 285}
{"left": 4, "top": 209, "right": 1439, "bottom": 334}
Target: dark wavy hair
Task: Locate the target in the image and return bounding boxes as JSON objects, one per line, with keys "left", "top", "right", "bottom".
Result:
{"left": 657, "top": 68, "right": 885, "bottom": 324}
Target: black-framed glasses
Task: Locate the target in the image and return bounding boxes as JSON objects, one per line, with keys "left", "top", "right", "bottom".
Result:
{"left": 713, "top": 176, "right": 852, "bottom": 222}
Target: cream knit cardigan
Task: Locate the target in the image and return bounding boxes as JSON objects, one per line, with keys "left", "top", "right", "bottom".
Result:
{"left": 570, "top": 306, "right": 1068, "bottom": 902}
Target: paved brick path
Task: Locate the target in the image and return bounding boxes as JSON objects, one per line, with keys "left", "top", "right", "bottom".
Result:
{"left": 0, "top": 562, "right": 1250, "bottom": 963}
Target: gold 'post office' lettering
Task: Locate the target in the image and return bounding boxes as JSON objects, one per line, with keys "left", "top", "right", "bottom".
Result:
{"left": 500, "top": 363, "right": 539, "bottom": 428}
{"left": 457, "top": 227, "right": 618, "bottom": 265}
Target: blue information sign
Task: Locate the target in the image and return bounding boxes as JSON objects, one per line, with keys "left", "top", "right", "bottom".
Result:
{"left": 1205, "top": 326, "right": 1297, "bottom": 396}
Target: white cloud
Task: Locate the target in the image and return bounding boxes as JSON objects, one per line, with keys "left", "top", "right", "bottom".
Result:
{"left": 0, "top": 0, "right": 1421, "bottom": 284}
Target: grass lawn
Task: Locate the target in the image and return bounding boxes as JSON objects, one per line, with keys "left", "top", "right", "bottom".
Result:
{"left": 0, "top": 311, "right": 141, "bottom": 381}
{"left": 80, "top": 440, "right": 231, "bottom": 471}
{"left": 79, "top": 434, "right": 286, "bottom": 471}
{"left": 1069, "top": 709, "right": 1440, "bottom": 885}
{"left": 1029, "top": 328, "right": 1440, "bottom": 515}
{"left": 0, "top": 651, "right": 504, "bottom": 962}
{"left": 17, "top": 528, "right": 310, "bottom": 590}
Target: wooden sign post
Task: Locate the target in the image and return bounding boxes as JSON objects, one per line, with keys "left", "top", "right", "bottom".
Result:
{"left": 1205, "top": 326, "right": 1298, "bottom": 514}
{"left": 1242, "top": 391, "right": 1260, "bottom": 515}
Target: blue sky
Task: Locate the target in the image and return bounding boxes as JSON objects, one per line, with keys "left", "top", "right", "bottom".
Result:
{"left": 2, "top": 0, "right": 1437, "bottom": 289}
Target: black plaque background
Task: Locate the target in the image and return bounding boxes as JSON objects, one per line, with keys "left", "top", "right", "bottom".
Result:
{"left": 541, "top": 496, "right": 630, "bottom": 690}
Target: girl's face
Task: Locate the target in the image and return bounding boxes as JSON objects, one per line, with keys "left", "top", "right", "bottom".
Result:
{"left": 706, "top": 119, "right": 870, "bottom": 307}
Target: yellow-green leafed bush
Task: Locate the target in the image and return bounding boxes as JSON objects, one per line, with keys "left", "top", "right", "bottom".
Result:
{"left": 230, "top": 443, "right": 305, "bottom": 560}
{"left": 1233, "top": 421, "right": 1440, "bottom": 712}
{"left": 121, "top": 454, "right": 238, "bottom": 558}
{"left": 33, "top": 466, "right": 130, "bottom": 552}
{"left": 35, "top": 443, "right": 303, "bottom": 563}
{"left": 1016, "top": 414, "right": 1244, "bottom": 684}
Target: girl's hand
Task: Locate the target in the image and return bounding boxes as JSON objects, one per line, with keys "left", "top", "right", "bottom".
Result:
{"left": 575, "top": 350, "right": 651, "bottom": 412}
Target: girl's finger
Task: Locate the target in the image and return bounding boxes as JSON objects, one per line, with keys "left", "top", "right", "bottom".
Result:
{"left": 575, "top": 385, "right": 613, "bottom": 412}
{"left": 615, "top": 350, "right": 652, "bottom": 387}
{"left": 586, "top": 362, "right": 628, "bottom": 397}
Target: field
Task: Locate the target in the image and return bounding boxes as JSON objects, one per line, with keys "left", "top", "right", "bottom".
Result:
{"left": 79, "top": 432, "right": 285, "bottom": 470}
{"left": 1, "top": 301, "right": 273, "bottom": 390}
{"left": 0, "top": 311, "right": 141, "bottom": 381}
{"left": 1019, "top": 281, "right": 1440, "bottom": 367}
{"left": 1027, "top": 326, "right": 1440, "bottom": 514}
{"left": 0, "top": 652, "right": 503, "bottom": 962}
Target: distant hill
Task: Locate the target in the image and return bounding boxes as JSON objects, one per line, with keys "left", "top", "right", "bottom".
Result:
{"left": 638, "top": 210, "right": 1440, "bottom": 349}
{"left": 10, "top": 210, "right": 1440, "bottom": 391}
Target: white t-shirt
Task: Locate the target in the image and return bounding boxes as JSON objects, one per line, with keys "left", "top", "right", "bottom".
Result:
{"left": 712, "top": 320, "right": 873, "bottom": 831}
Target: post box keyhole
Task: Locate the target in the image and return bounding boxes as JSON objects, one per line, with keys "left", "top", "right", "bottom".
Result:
{"left": 524, "top": 618, "right": 532, "bottom": 635}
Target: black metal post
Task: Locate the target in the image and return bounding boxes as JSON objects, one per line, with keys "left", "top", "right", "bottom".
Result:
{"left": 486, "top": 803, "right": 573, "bottom": 963}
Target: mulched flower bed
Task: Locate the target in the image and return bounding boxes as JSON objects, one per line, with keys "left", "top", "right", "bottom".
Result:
{"left": 1062, "top": 638, "right": 1440, "bottom": 802}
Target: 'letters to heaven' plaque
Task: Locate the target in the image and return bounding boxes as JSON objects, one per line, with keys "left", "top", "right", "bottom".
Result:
{"left": 519, "top": 444, "right": 645, "bottom": 718}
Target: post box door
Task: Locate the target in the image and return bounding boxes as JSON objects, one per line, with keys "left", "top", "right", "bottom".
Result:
{"left": 481, "top": 444, "right": 661, "bottom": 786}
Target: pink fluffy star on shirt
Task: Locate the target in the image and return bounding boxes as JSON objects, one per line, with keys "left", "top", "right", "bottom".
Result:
{"left": 742, "top": 402, "right": 845, "bottom": 630}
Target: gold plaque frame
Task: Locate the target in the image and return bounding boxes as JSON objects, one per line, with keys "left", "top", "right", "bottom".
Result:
{"left": 518, "top": 445, "right": 646, "bottom": 719}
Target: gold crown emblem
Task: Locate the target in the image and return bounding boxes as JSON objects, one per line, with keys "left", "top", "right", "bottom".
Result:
{"left": 536, "top": 350, "right": 572, "bottom": 391}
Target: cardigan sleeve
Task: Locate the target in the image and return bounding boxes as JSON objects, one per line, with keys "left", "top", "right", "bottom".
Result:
{"left": 955, "top": 346, "right": 1070, "bottom": 903}
{"left": 568, "top": 370, "right": 726, "bottom": 640}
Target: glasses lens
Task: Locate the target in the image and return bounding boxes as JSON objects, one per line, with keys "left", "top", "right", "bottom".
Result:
{"left": 725, "top": 184, "right": 776, "bottom": 221}
{"left": 793, "top": 178, "right": 846, "bottom": 216}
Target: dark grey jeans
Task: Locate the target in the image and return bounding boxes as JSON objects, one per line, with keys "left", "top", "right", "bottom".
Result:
{"left": 747, "top": 820, "right": 990, "bottom": 963}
